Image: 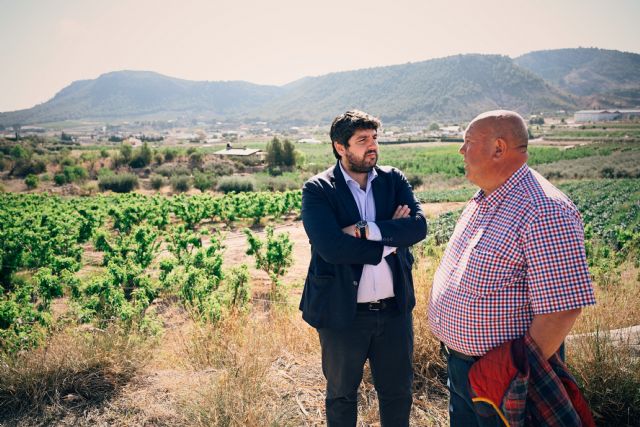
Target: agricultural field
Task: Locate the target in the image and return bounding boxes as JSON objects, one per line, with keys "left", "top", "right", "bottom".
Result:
{"left": 1, "top": 127, "right": 640, "bottom": 426}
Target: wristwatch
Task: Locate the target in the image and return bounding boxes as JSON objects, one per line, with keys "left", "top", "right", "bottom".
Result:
{"left": 355, "top": 220, "right": 368, "bottom": 240}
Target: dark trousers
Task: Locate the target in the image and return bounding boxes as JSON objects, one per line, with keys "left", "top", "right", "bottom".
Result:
{"left": 317, "top": 309, "right": 413, "bottom": 427}
{"left": 446, "top": 352, "right": 503, "bottom": 427}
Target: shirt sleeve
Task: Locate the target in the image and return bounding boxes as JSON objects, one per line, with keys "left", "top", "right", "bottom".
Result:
{"left": 368, "top": 222, "right": 397, "bottom": 259}
{"left": 523, "top": 207, "right": 596, "bottom": 315}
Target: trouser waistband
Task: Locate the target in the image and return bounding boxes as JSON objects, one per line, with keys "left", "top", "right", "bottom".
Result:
{"left": 440, "top": 342, "right": 479, "bottom": 362}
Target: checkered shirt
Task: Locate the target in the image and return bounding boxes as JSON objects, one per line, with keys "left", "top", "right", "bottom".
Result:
{"left": 429, "top": 164, "right": 596, "bottom": 356}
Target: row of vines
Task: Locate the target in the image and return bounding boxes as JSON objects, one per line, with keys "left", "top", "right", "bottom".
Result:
{"left": 0, "top": 191, "right": 300, "bottom": 353}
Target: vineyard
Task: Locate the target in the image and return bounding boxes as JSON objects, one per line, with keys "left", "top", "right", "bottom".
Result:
{"left": 0, "top": 191, "right": 301, "bottom": 353}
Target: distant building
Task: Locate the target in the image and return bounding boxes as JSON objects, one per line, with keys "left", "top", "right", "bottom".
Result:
{"left": 574, "top": 109, "right": 640, "bottom": 122}
{"left": 214, "top": 147, "right": 264, "bottom": 159}
{"left": 297, "top": 138, "right": 322, "bottom": 144}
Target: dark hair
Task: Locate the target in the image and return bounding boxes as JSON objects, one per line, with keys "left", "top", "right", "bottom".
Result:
{"left": 330, "top": 110, "right": 381, "bottom": 159}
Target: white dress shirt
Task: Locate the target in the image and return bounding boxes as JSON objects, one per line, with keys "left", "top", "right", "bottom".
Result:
{"left": 339, "top": 163, "right": 396, "bottom": 303}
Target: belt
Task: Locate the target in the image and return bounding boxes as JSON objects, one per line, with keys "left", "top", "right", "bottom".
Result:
{"left": 356, "top": 297, "right": 397, "bottom": 312}
{"left": 440, "top": 342, "right": 479, "bottom": 362}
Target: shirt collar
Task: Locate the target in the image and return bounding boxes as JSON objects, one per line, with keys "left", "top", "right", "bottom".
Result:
{"left": 473, "top": 163, "right": 529, "bottom": 208}
{"left": 338, "top": 161, "right": 377, "bottom": 191}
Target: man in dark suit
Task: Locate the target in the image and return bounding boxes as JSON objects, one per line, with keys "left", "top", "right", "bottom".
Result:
{"left": 300, "top": 110, "right": 427, "bottom": 426}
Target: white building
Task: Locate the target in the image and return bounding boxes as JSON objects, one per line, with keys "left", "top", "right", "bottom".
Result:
{"left": 574, "top": 109, "right": 640, "bottom": 122}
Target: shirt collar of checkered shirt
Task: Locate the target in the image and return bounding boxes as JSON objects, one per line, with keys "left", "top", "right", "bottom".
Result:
{"left": 472, "top": 163, "right": 530, "bottom": 210}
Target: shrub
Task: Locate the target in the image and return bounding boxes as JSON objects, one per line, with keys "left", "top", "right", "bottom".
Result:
{"left": 98, "top": 173, "right": 139, "bottom": 193}
{"left": 150, "top": 174, "right": 165, "bottom": 190}
{"left": 407, "top": 174, "right": 424, "bottom": 189}
{"left": 10, "top": 158, "right": 46, "bottom": 178}
{"left": 24, "top": 174, "right": 39, "bottom": 189}
{"left": 129, "top": 142, "right": 152, "bottom": 168}
{"left": 155, "top": 164, "right": 190, "bottom": 177}
{"left": 53, "top": 173, "right": 67, "bottom": 186}
{"left": 216, "top": 176, "right": 255, "bottom": 193}
{"left": 244, "top": 227, "right": 293, "bottom": 297}
{"left": 171, "top": 175, "right": 191, "bottom": 193}
{"left": 163, "top": 148, "right": 177, "bottom": 162}
{"left": 189, "top": 151, "right": 204, "bottom": 171}
{"left": 63, "top": 165, "right": 88, "bottom": 182}
{"left": 258, "top": 176, "right": 300, "bottom": 192}
{"left": 203, "top": 160, "right": 235, "bottom": 177}
{"left": 268, "top": 166, "right": 282, "bottom": 176}
{"left": 54, "top": 165, "right": 88, "bottom": 185}
{"left": 193, "top": 172, "right": 214, "bottom": 192}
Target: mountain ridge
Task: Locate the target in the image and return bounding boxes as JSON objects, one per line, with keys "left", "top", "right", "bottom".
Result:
{"left": 1, "top": 48, "right": 638, "bottom": 126}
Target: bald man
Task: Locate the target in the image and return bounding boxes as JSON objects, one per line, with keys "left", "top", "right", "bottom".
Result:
{"left": 428, "top": 110, "right": 595, "bottom": 426}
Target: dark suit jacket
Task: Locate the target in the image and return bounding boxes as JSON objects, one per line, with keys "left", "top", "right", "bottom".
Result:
{"left": 299, "top": 162, "right": 427, "bottom": 329}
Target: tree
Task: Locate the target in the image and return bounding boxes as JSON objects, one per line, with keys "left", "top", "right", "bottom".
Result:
{"left": 429, "top": 122, "right": 440, "bottom": 131}
{"left": 129, "top": 142, "right": 152, "bottom": 168}
{"left": 266, "top": 137, "right": 283, "bottom": 168}
{"left": 529, "top": 116, "right": 545, "bottom": 125}
{"left": 282, "top": 139, "right": 296, "bottom": 167}
{"left": 119, "top": 143, "right": 133, "bottom": 163}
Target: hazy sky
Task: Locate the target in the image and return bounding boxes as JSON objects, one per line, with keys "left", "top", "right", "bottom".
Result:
{"left": 1, "top": 0, "right": 639, "bottom": 112}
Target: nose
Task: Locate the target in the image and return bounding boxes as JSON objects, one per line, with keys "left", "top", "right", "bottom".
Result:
{"left": 459, "top": 142, "right": 466, "bottom": 155}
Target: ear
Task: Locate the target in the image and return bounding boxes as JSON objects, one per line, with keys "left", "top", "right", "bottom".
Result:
{"left": 494, "top": 137, "right": 507, "bottom": 159}
{"left": 333, "top": 141, "right": 346, "bottom": 157}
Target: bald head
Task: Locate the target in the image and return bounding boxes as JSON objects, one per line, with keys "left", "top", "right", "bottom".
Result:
{"left": 460, "top": 110, "right": 529, "bottom": 195}
{"left": 466, "top": 110, "right": 529, "bottom": 153}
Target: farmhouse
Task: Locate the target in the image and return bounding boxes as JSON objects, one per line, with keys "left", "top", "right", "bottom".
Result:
{"left": 574, "top": 109, "right": 640, "bottom": 122}
{"left": 213, "top": 146, "right": 264, "bottom": 160}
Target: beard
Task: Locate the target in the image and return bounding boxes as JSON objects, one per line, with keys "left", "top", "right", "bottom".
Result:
{"left": 345, "top": 149, "right": 378, "bottom": 173}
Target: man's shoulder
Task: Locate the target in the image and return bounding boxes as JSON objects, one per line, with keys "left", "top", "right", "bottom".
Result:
{"left": 303, "top": 165, "right": 336, "bottom": 190}
{"left": 517, "top": 167, "right": 580, "bottom": 219}
{"left": 374, "top": 165, "right": 406, "bottom": 180}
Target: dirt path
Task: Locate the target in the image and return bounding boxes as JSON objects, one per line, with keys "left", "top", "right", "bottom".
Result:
{"left": 221, "top": 202, "right": 465, "bottom": 296}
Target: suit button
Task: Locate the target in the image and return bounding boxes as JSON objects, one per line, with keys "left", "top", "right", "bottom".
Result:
{"left": 352, "top": 281, "right": 358, "bottom": 286}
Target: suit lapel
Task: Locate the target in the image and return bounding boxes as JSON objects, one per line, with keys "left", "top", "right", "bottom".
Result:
{"left": 332, "top": 162, "right": 362, "bottom": 223}
{"left": 371, "top": 167, "right": 389, "bottom": 221}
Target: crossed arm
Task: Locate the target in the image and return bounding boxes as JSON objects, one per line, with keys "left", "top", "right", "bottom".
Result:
{"left": 302, "top": 174, "right": 426, "bottom": 265}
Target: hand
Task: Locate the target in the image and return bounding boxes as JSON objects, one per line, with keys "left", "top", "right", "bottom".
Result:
{"left": 342, "top": 223, "right": 356, "bottom": 237}
{"left": 392, "top": 205, "right": 411, "bottom": 219}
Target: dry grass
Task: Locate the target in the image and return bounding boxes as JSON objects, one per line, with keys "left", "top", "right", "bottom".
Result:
{"left": 176, "top": 311, "right": 318, "bottom": 426}
{"left": 0, "top": 326, "right": 150, "bottom": 423}
{"left": 566, "top": 262, "right": 640, "bottom": 426}
{"left": 574, "top": 261, "right": 640, "bottom": 333}
{"left": 568, "top": 333, "right": 640, "bottom": 426}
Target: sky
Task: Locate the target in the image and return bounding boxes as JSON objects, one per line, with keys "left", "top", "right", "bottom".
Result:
{"left": 0, "top": 0, "right": 639, "bottom": 112}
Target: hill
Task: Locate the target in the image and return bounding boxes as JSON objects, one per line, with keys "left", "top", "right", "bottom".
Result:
{"left": 515, "top": 48, "right": 640, "bottom": 107}
{"left": 258, "top": 54, "right": 576, "bottom": 124}
{"left": 0, "top": 70, "right": 284, "bottom": 125}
